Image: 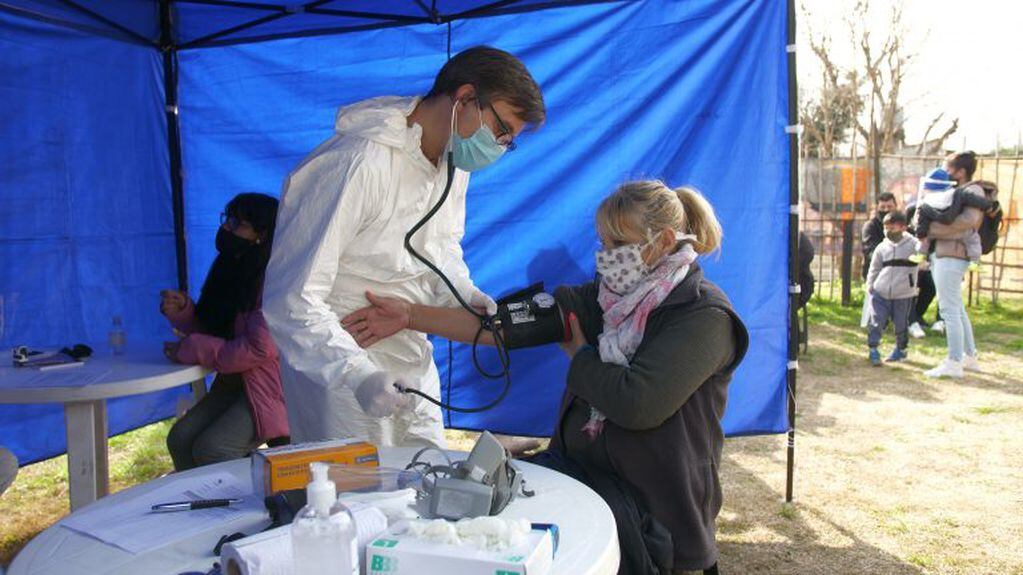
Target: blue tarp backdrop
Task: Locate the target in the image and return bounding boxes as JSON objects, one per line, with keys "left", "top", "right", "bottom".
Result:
{"left": 0, "top": 0, "right": 791, "bottom": 465}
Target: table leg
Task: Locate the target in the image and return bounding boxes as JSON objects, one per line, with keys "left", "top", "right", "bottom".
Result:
{"left": 190, "top": 378, "right": 207, "bottom": 402}
{"left": 65, "top": 400, "right": 108, "bottom": 511}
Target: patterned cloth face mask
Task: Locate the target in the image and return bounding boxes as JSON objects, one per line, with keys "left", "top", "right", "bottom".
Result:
{"left": 595, "top": 238, "right": 656, "bottom": 295}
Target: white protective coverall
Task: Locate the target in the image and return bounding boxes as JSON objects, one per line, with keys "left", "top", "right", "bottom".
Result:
{"left": 263, "top": 96, "right": 491, "bottom": 447}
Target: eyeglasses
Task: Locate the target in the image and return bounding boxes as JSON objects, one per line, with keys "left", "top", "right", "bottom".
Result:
{"left": 219, "top": 212, "right": 241, "bottom": 230}
{"left": 482, "top": 99, "right": 517, "bottom": 151}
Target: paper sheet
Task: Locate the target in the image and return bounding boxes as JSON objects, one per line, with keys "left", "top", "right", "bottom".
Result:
{"left": 61, "top": 471, "right": 256, "bottom": 554}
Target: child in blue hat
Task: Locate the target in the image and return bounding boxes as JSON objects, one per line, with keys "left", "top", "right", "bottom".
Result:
{"left": 913, "top": 167, "right": 989, "bottom": 263}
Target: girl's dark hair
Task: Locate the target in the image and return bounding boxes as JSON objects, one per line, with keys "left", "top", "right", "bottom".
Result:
{"left": 195, "top": 193, "right": 278, "bottom": 339}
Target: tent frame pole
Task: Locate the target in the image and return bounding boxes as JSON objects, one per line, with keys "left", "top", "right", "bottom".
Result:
{"left": 161, "top": 0, "right": 189, "bottom": 292}
{"left": 785, "top": 0, "right": 799, "bottom": 504}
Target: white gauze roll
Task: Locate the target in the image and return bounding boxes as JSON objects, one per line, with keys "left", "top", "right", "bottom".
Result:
{"left": 221, "top": 504, "right": 389, "bottom": 575}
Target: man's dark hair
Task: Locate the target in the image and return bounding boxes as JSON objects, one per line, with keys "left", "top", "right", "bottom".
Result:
{"left": 877, "top": 192, "right": 896, "bottom": 204}
{"left": 427, "top": 46, "right": 545, "bottom": 126}
{"left": 948, "top": 151, "right": 978, "bottom": 180}
{"left": 883, "top": 210, "right": 907, "bottom": 225}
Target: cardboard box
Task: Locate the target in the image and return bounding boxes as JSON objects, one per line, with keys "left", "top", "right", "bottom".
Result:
{"left": 365, "top": 526, "right": 553, "bottom": 575}
{"left": 251, "top": 438, "right": 379, "bottom": 496}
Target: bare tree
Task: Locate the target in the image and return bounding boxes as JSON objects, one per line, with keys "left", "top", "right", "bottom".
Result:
{"left": 802, "top": 0, "right": 957, "bottom": 157}
{"left": 801, "top": 18, "right": 861, "bottom": 157}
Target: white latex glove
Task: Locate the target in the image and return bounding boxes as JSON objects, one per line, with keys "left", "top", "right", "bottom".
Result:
{"left": 354, "top": 371, "right": 413, "bottom": 418}
{"left": 470, "top": 289, "right": 498, "bottom": 316}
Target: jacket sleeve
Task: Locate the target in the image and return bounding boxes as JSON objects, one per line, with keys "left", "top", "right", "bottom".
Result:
{"left": 176, "top": 311, "right": 277, "bottom": 374}
{"left": 565, "top": 308, "right": 736, "bottom": 431}
{"left": 866, "top": 249, "right": 883, "bottom": 293}
{"left": 928, "top": 185, "right": 985, "bottom": 239}
{"left": 861, "top": 219, "right": 882, "bottom": 257}
{"left": 164, "top": 298, "right": 201, "bottom": 335}
{"left": 262, "top": 153, "right": 384, "bottom": 393}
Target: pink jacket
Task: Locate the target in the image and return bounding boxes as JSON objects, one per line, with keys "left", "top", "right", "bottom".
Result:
{"left": 165, "top": 300, "right": 289, "bottom": 441}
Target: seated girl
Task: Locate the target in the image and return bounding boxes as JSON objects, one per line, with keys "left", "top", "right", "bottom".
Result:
{"left": 342, "top": 181, "right": 748, "bottom": 575}
{"left": 161, "top": 193, "right": 289, "bottom": 471}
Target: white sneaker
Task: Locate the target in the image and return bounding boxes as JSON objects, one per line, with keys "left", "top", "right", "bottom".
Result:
{"left": 931, "top": 320, "right": 946, "bottom": 334}
{"left": 962, "top": 354, "right": 982, "bottom": 373}
{"left": 908, "top": 322, "right": 926, "bottom": 339}
{"left": 924, "top": 358, "right": 963, "bottom": 379}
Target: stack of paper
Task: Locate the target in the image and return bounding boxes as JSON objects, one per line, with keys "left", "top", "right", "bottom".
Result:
{"left": 62, "top": 471, "right": 258, "bottom": 554}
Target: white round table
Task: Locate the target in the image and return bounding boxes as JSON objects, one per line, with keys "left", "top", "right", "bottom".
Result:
{"left": 9, "top": 447, "right": 620, "bottom": 575}
{"left": 0, "top": 344, "right": 211, "bottom": 510}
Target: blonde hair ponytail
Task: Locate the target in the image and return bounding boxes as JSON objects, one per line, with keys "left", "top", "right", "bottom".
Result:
{"left": 674, "top": 186, "right": 722, "bottom": 254}
{"left": 596, "top": 180, "right": 723, "bottom": 255}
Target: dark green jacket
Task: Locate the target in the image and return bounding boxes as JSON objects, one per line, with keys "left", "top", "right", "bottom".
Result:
{"left": 552, "top": 265, "right": 748, "bottom": 571}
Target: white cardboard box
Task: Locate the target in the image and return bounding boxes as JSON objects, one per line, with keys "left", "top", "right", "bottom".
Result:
{"left": 365, "top": 526, "right": 553, "bottom": 575}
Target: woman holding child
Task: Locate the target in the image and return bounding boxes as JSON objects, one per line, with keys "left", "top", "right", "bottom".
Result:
{"left": 342, "top": 181, "right": 748, "bottom": 575}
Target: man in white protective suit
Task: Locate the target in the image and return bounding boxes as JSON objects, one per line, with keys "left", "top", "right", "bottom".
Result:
{"left": 263, "top": 46, "right": 545, "bottom": 447}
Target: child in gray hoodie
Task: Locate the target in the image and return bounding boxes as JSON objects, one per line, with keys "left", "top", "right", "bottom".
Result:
{"left": 866, "top": 211, "right": 921, "bottom": 365}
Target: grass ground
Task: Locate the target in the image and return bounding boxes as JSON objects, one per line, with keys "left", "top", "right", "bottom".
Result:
{"left": 1, "top": 295, "right": 1021, "bottom": 573}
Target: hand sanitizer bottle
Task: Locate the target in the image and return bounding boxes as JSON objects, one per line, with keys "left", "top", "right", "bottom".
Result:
{"left": 108, "top": 316, "right": 126, "bottom": 356}
{"left": 291, "top": 462, "right": 358, "bottom": 575}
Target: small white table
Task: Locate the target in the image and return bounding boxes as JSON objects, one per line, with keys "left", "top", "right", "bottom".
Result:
{"left": 9, "top": 448, "right": 620, "bottom": 575}
{"left": 0, "top": 345, "right": 211, "bottom": 510}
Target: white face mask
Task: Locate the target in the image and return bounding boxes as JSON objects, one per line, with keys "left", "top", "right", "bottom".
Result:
{"left": 596, "top": 239, "right": 655, "bottom": 295}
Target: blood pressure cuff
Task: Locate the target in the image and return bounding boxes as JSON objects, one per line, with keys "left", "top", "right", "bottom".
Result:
{"left": 494, "top": 283, "right": 569, "bottom": 350}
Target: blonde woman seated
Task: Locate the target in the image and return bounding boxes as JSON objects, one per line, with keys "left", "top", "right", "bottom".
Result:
{"left": 343, "top": 181, "right": 748, "bottom": 575}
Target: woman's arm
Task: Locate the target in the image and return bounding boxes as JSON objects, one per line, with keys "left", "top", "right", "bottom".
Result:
{"left": 161, "top": 290, "right": 200, "bottom": 334}
{"left": 174, "top": 311, "right": 277, "bottom": 373}
{"left": 342, "top": 292, "right": 496, "bottom": 348}
{"left": 566, "top": 308, "right": 736, "bottom": 431}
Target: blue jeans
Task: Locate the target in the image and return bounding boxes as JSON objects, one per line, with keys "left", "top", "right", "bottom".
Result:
{"left": 931, "top": 256, "right": 976, "bottom": 361}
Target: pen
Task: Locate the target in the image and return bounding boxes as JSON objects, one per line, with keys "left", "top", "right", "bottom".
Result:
{"left": 150, "top": 498, "right": 243, "bottom": 512}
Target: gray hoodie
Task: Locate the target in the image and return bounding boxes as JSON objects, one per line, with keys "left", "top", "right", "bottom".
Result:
{"left": 867, "top": 234, "right": 920, "bottom": 300}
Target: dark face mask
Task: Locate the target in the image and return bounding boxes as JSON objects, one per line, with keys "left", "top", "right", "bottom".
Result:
{"left": 216, "top": 227, "right": 257, "bottom": 257}
{"left": 886, "top": 231, "right": 904, "bottom": 242}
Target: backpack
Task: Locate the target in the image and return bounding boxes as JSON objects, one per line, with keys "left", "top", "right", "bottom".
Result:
{"left": 972, "top": 181, "right": 1003, "bottom": 255}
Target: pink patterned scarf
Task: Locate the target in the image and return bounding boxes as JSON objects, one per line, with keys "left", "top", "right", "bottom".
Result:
{"left": 580, "top": 239, "right": 698, "bottom": 440}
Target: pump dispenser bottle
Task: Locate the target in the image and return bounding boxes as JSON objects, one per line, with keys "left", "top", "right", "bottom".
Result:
{"left": 291, "top": 462, "right": 358, "bottom": 575}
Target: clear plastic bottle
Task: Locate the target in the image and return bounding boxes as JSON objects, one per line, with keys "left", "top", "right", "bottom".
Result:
{"left": 108, "top": 316, "right": 126, "bottom": 356}
{"left": 291, "top": 462, "right": 358, "bottom": 575}
{"left": 325, "top": 463, "right": 423, "bottom": 493}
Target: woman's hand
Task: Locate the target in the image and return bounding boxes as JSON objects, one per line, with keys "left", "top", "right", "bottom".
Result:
{"left": 342, "top": 291, "right": 412, "bottom": 348}
{"left": 160, "top": 289, "right": 188, "bottom": 316}
{"left": 163, "top": 340, "right": 183, "bottom": 363}
{"left": 559, "top": 312, "right": 587, "bottom": 359}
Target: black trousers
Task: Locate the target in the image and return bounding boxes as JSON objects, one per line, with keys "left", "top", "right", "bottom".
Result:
{"left": 910, "top": 269, "right": 940, "bottom": 325}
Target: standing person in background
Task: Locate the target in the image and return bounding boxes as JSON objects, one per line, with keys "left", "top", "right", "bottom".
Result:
{"left": 865, "top": 211, "right": 919, "bottom": 366}
{"left": 860, "top": 192, "right": 898, "bottom": 329}
{"left": 162, "top": 193, "right": 289, "bottom": 470}
{"left": 906, "top": 168, "right": 952, "bottom": 338}
{"left": 862, "top": 192, "right": 898, "bottom": 280}
{"left": 924, "top": 152, "right": 984, "bottom": 378}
